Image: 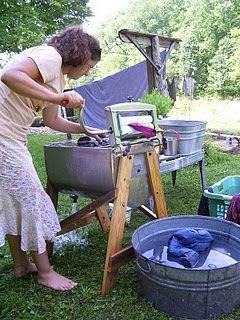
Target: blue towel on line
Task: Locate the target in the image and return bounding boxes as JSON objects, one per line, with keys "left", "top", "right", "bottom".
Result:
{"left": 167, "top": 228, "right": 214, "bottom": 268}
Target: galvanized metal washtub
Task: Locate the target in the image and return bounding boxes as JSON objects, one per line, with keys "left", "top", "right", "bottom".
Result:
{"left": 158, "top": 120, "right": 207, "bottom": 155}
{"left": 44, "top": 140, "right": 152, "bottom": 208}
{"left": 132, "top": 215, "right": 240, "bottom": 319}
{"left": 44, "top": 102, "right": 162, "bottom": 208}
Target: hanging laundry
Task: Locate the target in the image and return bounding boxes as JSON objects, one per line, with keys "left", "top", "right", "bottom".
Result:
{"left": 167, "top": 77, "right": 178, "bottom": 102}
{"left": 182, "top": 76, "right": 195, "bottom": 99}
{"left": 75, "top": 61, "right": 148, "bottom": 129}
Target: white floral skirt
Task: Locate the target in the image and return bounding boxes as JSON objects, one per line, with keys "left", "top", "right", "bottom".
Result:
{"left": 0, "top": 136, "right": 61, "bottom": 254}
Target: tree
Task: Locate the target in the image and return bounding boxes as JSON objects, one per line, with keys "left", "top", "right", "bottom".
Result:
{"left": 177, "top": 0, "right": 240, "bottom": 93}
{"left": 0, "top": 0, "right": 92, "bottom": 53}
{"left": 90, "top": 0, "right": 184, "bottom": 81}
{"left": 207, "top": 28, "right": 240, "bottom": 97}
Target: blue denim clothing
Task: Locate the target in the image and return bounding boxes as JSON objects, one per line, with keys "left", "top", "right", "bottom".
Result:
{"left": 168, "top": 228, "right": 214, "bottom": 268}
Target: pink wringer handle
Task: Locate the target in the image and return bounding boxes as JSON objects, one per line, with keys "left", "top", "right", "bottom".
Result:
{"left": 128, "top": 122, "right": 156, "bottom": 138}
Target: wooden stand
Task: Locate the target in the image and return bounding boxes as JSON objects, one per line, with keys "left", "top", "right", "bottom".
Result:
{"left": 46, "top": 149, "right": 167, "bottom": 295}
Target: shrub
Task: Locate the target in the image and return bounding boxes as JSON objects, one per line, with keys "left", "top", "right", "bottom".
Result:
{"left": 139, "top": 89, "right": 173, "bottom": 116}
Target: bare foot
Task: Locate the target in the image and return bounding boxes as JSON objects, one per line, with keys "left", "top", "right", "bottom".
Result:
{"left": 37, "top": 268, "right": 77, "bottom": 291}
{"left": 14, "top": 262, "right": 38, "bottom": 278}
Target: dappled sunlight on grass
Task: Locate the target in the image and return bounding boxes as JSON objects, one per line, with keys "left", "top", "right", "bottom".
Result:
{"left": 168, "top": 98, "right": 240, "bottom": 134}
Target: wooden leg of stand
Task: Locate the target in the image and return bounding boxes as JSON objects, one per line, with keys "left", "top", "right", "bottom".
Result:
{"left": 46, "top": 179, "right": 59, "bottom": 256}
{"left": 145, "top": 151, "right": 168, "bottom": 218}
{"left": 95, "top": 205, "right": 111, "bottom": 232}
{"left": 101, "top": 155, "right": 134, "bottom": 296}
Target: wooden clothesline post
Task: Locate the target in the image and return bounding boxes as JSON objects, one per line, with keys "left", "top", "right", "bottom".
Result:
{"left": 118, "top": 29, "right": 181, "bottom": 94}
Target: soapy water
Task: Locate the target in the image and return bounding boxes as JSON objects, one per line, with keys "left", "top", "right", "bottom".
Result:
{"left": 54, "top": 229, "right": 89, "bottom": 254}
{"left": 142, "top": 238, "right": 240, "bottom": 270}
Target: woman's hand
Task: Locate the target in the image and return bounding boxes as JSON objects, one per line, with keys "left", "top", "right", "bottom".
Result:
{"left": 84, "top": 125, "right": 107, "bottom": 142}
{"left": 59, "top": 90, "right": 85, "bottom": 108}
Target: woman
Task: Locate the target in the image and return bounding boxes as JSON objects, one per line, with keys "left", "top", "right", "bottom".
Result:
{"left": 0, "top": 26, "right": 101, "bottom": 291}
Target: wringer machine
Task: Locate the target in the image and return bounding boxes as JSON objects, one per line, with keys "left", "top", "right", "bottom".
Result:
{"left": 44, "top": 102, "right": 168, "bottom": 295}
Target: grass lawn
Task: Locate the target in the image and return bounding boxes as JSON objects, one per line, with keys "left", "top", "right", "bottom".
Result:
{"left": 169, "top": 98, "right": 240, "bottom": 135}
{"left": 0, "top": 98, "right": 240, "bottom": 320}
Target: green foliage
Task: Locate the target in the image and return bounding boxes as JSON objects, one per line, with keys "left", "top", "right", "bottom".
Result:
{"left": 90, "top": 0, "right": 240, "bottom": 99}
{"left": 92, "top": 0, "right": 184, "bottom": 80}
{"left": 0, "top": 0, "right": 92, "bottom": 54}
{"left": 171, "top": 99, "right": 194, "bottom": 117}
{"left": 139, "top": 89, "right": 174, "bottom": 116}
{"left": 177, "top": 0, "right": 240, "bottom": 93}
{"left": 207, "top": 28, "right": 240, "bottom": 98}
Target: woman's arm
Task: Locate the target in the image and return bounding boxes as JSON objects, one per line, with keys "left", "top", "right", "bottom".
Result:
{"left": 43, "top": 105, "right": 104, "bottom": 141}
{"left": 42, "top": 105, "right": 83, "bottom": 133}
{"left": 1, "top": 58, "right": 84, "bottom": 108}
{"left": 1, "top": 58, "right": 62, "bottom": 104}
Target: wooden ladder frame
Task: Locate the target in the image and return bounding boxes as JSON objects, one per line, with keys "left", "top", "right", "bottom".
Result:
{"left": 46, "top": 149, "right": 167, "bottom": 295}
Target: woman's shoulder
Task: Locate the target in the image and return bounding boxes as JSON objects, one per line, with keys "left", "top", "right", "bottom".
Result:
{"left": 25, "top": 45, "right": 63, "bottom": 76}
{"left": 26, "top": 45, "right": 62, "bottom": 61}
{"left": 24, "top": 45, "right": 63, "bottom": 83}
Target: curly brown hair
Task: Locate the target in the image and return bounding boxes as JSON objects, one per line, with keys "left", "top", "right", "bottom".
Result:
{"left": 47, "top": 26, "right": 101, "bottom": 67}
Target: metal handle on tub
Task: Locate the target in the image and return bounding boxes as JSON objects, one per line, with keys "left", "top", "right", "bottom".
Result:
{"left": 163, "top": 129, "right": 181, "bottom": 139}
{"left": 136, "top": 255, "right": 152, "bottom": 273}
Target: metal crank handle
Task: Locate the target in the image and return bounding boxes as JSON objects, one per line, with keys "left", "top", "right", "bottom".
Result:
{"left": 79, "top": 108, "right": 111, "bottom": 135}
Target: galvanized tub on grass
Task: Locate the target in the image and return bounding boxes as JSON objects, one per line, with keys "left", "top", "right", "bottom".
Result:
{"left": 132, "top": 215, "right": 240, "bottom": 319}
{"left": 158, "top": 120, "right": 207, "bottom": 155}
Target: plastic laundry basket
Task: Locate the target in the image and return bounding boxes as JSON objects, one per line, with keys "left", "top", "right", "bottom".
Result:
{"left": 203, "top": 175, "right": 240, "bottom": 219}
